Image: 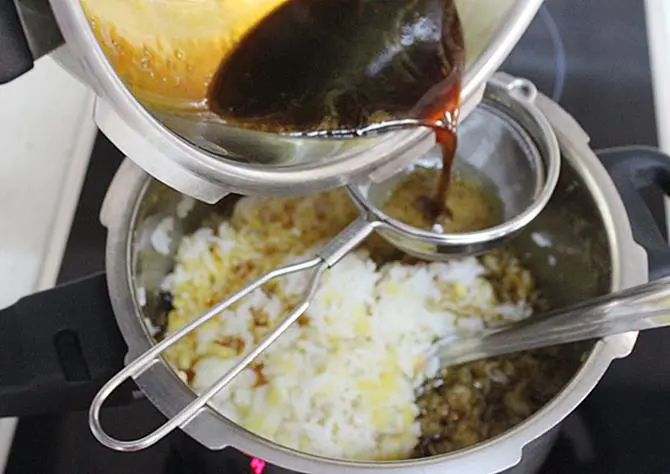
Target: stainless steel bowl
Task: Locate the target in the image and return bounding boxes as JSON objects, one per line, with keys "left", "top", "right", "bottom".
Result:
{"left": 97, "top": 75, "right": 649, "bottom": 473}
{"left": 38, "top": 0, "right": 545, "bottom": 201}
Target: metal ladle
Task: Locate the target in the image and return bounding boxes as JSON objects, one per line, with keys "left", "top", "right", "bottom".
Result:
{"left": 89, "top": 80, "right": 561, "bottom": 452}
{"left": 429, "top": 276, "right": 670, "bottom": 369}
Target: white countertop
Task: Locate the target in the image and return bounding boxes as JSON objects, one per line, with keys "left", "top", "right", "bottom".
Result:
{"left": 1, "top": 2, "right": 670, "bottom": 472}
{"left": 0, "top": 54, "right": 98, "bottom": 471}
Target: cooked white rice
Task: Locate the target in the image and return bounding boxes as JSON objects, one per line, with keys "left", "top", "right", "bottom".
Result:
{"left": 159, "top": 193, "right": 533, "bottom": 461}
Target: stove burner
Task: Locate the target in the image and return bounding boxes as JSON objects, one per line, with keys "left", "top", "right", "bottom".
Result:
{"left": 250, "top": 457, "right": 267, "bottom": 474}
{"left": 169, "top": 436, "right": 300, "bottom": 474}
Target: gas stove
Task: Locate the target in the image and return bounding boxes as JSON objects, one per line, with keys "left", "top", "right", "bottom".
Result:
{"left": 6, "top": 1, "right": 670, "bottom": 473}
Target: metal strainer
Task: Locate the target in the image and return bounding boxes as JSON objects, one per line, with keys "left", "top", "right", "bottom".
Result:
{"left": 89, "top": 77, "right": 560, "bottom": 452}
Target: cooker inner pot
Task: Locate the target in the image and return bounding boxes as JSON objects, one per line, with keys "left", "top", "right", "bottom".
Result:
{"left": 126, "top": 146, "right": 610, "bottom": 462}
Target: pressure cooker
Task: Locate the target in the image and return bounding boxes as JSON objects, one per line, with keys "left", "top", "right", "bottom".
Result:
{"left": 2, "top": 74, "right": 670, "bottom": 473}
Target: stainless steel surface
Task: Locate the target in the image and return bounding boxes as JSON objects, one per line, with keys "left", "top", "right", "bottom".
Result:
{"left": 41, "top": 0, "right": 544, "bottom": 200}
{"left": 91, "top": 77, "right": 649, "bottom": 473}
{"left": 432, "top": 277, "right": 670, "bottom": 369}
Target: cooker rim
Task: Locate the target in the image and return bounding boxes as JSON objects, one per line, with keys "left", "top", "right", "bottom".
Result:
{"left": 100, "top": 73, "right": 647, "bottom": 473}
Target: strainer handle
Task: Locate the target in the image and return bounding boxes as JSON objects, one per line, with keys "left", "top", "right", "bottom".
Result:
{"left": 88, "top": 256, "right": 323, "bottom": 452}
{"left": 89, "top": 217, "right": 379, "bottom": 452}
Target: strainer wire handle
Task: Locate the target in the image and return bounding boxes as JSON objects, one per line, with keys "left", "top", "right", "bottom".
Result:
{"left": 89, "top": 217, "right": 378, "bottom": 452}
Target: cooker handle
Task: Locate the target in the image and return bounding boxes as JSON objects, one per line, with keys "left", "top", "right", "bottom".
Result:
{"left": 0, "top": 272, "right": 134, "bottom": 417}
{"left": 598, "top": 146, "right": 670, "bottom": 279}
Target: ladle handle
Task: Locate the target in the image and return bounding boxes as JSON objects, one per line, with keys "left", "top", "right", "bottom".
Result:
{"left": 89, "top": 217, "right": 378, "bottom": 452}
{"left": 435, "top": 276, "right": 670, "bottom": 367}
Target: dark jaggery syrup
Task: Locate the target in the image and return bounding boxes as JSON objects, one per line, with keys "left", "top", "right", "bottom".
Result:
{"left": 208, "top": 0, "right": 465, "bottom": 216}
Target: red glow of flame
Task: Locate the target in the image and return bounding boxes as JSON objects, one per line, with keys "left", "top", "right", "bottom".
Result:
{"left": 250, "top": 457, "right": 267, "bottom": 474}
